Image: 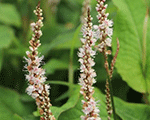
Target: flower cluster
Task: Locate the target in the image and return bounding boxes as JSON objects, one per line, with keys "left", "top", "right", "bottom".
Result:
{"left": 78, "top": 8, "right": 101, "bottom": 120}
{"left": 80, "top": 0, "right": 91, "bottom": 24}
{"left": 94, "top": 0, "right": 113, "bottom": 53}
{"left": 24, "top": 2, "right": 55, "bottom": 120}
{"left": 93, "top": 1, "right": 120, "bottom": 120}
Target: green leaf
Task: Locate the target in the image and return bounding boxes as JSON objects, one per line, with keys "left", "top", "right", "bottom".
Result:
{"left": 40, "top": 30, "right": 74, "bottom": 55}
{"left": 52, "top": 85, "right": 150, "bottom": 120}
{"left": 0, "top": 25, "right": 15, "bottom": 49}
{"left": 44, "top": 59, "right": 68, "bottom": 74}
{"left": 23, "top": 115, "right": 38, "bottom": 120}
{"left": 46, "top": 81, "right": 74, "bottom": 87}
{"left": 40, "top": 25, "right": 82, "bottom": 56}
{"left": 13, "top": 114, "right": 24, "bottom": 120}
{"left": 70, "top": 25, "right": 82, "bottom": 59}
{"left": 115, "top": 97, "right": 150, "bottom": 120}
{"left": 58, "top": 4, "right": 80, "bottom": 24}
{"left": 112, "top": 0, "right": 149, "bottom": 93}
{"left": 50, "top": 86, "right": 110, "bottom": 120}
{"left": 51, "top": 85, "right": 81, "bottom": 119}
{"left": 0, "top": 86, "right": 33, "bottom": 120}
{"left": 33, "top": 109, "right": 40, "bottom": 117}
{"left": 69, "top": 24, "right": 82, "bottom": 87}
{"left": 44, "top": 59, "right": 78, "bottom": 74}
{"left": 0, "top": 4, "right": 21, "bottom": 27}
{"left": 55, "top": 29, "right": 81, "bottom": 50}
{"left": 57, "top": 87, "right": 110, "bottom": 120}
{"left": 20, "top": 94, "right": 34, "bottom": 102}
{"left": 55, "top": 90, "right": 70, "bottom": 102}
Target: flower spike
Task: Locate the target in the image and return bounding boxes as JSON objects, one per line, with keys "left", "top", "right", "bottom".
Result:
{"left": 24, "top": 2, "right": 55, "bottom": 120}
{"left": 94, "top": 0, "right": 113, "bottom": 53}
{"left": 78, "top": 8, "right": 101, "bottom": 120}
{"left": 94, "top": 0, "right": 119, "bottom": 120}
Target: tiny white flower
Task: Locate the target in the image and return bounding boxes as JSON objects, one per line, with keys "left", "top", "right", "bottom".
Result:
{"left": 29, "top": 46, "right": 34, "bottom": 51}
{"left": 81, "top": 38, "right": 86, "bottom": 43}
{"left": 79, "top": 58, "right": 84, "bottom": 64}
{"left": 32, "top": 92, "right": 39, "bottom": 99}
{"left": 105, "top": 38, "right": 112, "bottom": 47}
{"left": 45, "top": 84, "right": 50, "bottom": 93}
{"left": 30, "top": 22, "right": 36, "bottom": 31}
{"left": 100, "top": 1, "right": 103, "bottom": 6}
{"left": 83, "top": 105, "right": 93, "bottom": 115}
{"left": 88, "top": 58, "right": 95, "bottom": 66}
{"left": 80, "top": 73, "right": 86, "bottom": 79}
{"left": 105, "top": 27, "right": 113, "bottom": 37}
{"left": 26, "top": 85, "right": 35, "bottom": 95}
{"left": 93, "top": 25, "right": 99, "bottom": 30}
{"left": 26, "top": 51, "right": 30, "bottom": 56}
{"left": 38, "top": 30, "right": 42, "bottom": 36}
{"left": 104, "top": 4, "right": 108, "bottom": 9}
{"left": 90, "top": 50, "right": 96, "bottom": 56}
{"left": 81, "top": 115, "right": 86, "bottom": 120}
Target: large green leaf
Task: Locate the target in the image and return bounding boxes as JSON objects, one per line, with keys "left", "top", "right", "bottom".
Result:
{"left": 0, "top": 86, "right": 34, "bottom": 120}
{"left": 40, "top": 25, "right": 81, "bottom": 56}
{"left": 40, "top": 30, "right": 74, "bottom": 55}
{"left": 30, "top": 83, "right": 150, "bottom": 120}
{"left": 115, "top": 97, "right": 150, "bottom": 120}
{"left": 57, "top": 87, "right": 110, "bottom": 120}
{"left": 51, "top": 85, "right": 81, "bottom": 119}
{"left": 51, "top": 28, "right": 81, "bottom": 50}
{"left": 0, "top": 25, "right": 14, "bottom": 71}
{"left": 112, "top": 0, "right": 149, "bottom": 93}
{"left": 0, "top": 4, "right": 21, "bottom": 27}
{"left": 0, "top": 25, "right": 15, "bottom": 49}
{"left": 51, "top": 85, "right": 150, "bottom": 120}
{"left": 13, "top": 114, "right": 23, "bottom": 120}
{"left": 41, "top": 25, "right": 81, "bottom": 75}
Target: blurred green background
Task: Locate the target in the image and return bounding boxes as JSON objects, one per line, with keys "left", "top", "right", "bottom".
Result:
{"left": 0, "top": 0, "right": 150, "bottom": 120}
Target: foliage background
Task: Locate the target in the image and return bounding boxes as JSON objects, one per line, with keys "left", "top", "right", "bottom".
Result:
{"left": 0, "top": 0, "right": 150, "bottom": 120}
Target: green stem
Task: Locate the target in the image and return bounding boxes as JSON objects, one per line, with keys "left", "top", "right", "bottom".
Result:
{"left": 108, "top": 78, "right": 117, "bottom": 120}
{"left": 69, "top": 59, "right": 74, "bottom": 84}
{"left": 69, "top": 25, "right": 82, "bottom": 95}
{"left": 45, "top": 81, "right": 74, "bottom": 87}
{"left": 68, "top": 38, "right": 74, "bottom": 95}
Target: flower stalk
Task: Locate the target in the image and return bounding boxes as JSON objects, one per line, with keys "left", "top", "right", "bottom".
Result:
{"left": 78, "top": 8, "right": 101, "bottom": 120}
{"left": 94, "top": 0, "right": 120, "bottom": 119}
{"left": 105, "top": 79, "right": 112, "bottom": 120}
{"left": 24, "top": 1, "right": 55, "bottom": 120}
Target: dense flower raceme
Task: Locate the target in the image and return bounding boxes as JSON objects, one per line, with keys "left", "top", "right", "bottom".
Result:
{"left": 94, "top": 0, "right": 113, "bottom": 53}
{"left": 78, "top": 9, "right": 101, "bottom": 120}
{"left": 24, "top": 3, "right": 55, "bottom": 120}
{"left": 94, "top": 1, "right": 119, "bottom": 120}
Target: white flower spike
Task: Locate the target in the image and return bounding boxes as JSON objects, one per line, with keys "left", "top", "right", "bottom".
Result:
{"left": 78, "top": 8, "right": 101, "bottom": 120}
